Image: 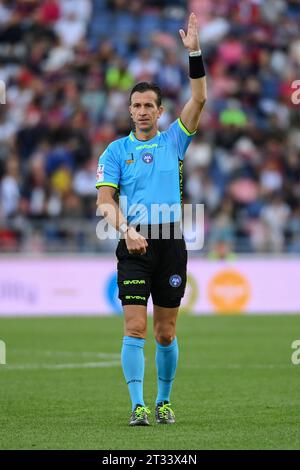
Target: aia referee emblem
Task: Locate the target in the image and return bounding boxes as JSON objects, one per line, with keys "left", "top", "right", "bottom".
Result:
{"left": 169, "top": 275, "right": 182, "bottom": 288}
{"left": 142, "top": 153, "right": 153, "bottom": 164}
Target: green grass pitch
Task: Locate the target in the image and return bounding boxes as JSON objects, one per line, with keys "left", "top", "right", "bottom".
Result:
{"left": 0, "top": 314, "right": 300, "bottom": 450}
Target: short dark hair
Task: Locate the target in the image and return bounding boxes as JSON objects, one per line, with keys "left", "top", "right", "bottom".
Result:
{"left": 129, "top": 82, "right": 162, "bottom": 107}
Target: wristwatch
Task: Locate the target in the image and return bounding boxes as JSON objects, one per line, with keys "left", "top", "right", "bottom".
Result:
{"left": 189, "top": 49, "right": 202, "bottom": 56}
{"left": 119, "top": 223, "right": 129, "bottom": 235}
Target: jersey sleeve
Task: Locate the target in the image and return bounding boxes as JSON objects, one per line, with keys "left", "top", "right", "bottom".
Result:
{"left": 166, "top": 118, "right": 197, "bottom": 160}
{"left": 95, "top": 144, "right": 120, "bottom": 190}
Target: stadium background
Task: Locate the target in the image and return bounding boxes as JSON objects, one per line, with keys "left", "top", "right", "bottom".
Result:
{"left": 0, "top": 0, "right": 300, "bottom": 451}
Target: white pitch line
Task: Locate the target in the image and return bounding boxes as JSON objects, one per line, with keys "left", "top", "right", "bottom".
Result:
{"left": 10, "top": 349, "right": 120, "bottom": 359}
{"left": 3, "top": 362, "right": 289, "bottom": 371}
{"left": 2, "top": 361, "right": 120, "bottom": 370}
{"left": 186, "top": 363, "right": 291, "bottom": 369}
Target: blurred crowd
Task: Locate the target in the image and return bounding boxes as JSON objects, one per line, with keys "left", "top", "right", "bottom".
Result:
{"left": 0, "top": 0, "right": 300, "bottom": 254}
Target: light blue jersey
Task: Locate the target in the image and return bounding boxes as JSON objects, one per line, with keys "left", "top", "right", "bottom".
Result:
{"left": 96, "top": 118, "right": 196, "bottom": 224}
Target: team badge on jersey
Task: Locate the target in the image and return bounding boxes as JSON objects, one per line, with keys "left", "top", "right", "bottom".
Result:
{"left": 169, "top": 274, "right": 182, "bottom": 287}
{"left": 142, "top": 153, "right": 153, "bottom": 164}
{"left": 96, "top": 163, "right": 105, "bottom": 182}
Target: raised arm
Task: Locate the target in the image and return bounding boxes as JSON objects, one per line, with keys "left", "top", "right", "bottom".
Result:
{"left": 179, "top": 12, "right": 207, "bottom": 133}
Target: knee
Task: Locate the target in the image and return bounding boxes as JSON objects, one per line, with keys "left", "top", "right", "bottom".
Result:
{"left": 155, "top": 333, "right": 175, "bottom": 346}
{"left": 154, "top": 321, "right": 176, "bottom": 345}
{"left": 125, "top": 319, "right": 147, "bottom": 339}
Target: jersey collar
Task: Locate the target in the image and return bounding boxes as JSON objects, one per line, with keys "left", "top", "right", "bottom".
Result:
{"left": 129, "top": 130, "right": 160, "bottom": 142}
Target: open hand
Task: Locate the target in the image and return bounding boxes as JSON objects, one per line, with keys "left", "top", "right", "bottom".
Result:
{"left": 179, "top": 12, "right": 200, "bottom": 52}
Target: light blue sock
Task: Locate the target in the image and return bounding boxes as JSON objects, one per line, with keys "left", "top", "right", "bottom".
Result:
{"left": 121, "top": 336, "right": 145, "bottom": 411}
{"left": 156, "top": 337, "right": 178, "bottom": 405}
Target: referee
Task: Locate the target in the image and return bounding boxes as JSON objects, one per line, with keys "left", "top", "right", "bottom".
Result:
{"left": 96, "top": 12, "right": 206, "bottom": 426}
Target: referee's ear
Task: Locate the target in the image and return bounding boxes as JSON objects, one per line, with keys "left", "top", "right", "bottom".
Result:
{"left": 158, "top": 105, "right": 164, "bottom": 118}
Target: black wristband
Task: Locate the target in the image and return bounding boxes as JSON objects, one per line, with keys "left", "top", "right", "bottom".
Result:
{"left": 189, "top": 54, "right": 205, "bottom": 79}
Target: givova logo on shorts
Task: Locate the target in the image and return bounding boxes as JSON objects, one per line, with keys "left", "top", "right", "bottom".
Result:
{"left": 123, "top": 280, "right": 146, "bottom": 285}
{"left": 125, "top": 295, "right": 146, "bottom": 301}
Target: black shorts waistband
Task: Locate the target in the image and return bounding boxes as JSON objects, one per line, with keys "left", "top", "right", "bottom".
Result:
{"left": 133, "top": 222, "right": 183, "bottom": 239}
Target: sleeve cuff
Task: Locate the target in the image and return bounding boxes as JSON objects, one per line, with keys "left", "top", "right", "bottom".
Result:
{"left": 96, "top": 182, "right": 119, "bottom": 189}
{"left": 178, "top": 118, "right": 197, "bottom": 136}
